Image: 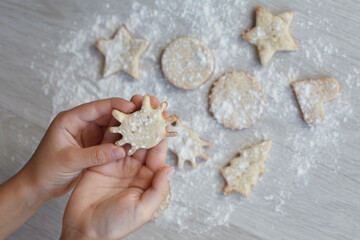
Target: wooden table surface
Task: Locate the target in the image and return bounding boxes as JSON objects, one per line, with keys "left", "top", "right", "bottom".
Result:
{"left": 0, "top": 0, "right": 359, "bottom": 239}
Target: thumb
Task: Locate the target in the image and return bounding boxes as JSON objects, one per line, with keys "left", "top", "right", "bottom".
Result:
{"left": 71, "top": 143, "right": 126, "bottom": 169}
{"left": 139, "top": 166, "right": 174, "bottom": 219}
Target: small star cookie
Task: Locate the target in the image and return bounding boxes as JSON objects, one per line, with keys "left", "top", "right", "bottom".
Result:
{"left": 209, "top": 71, "right": 265, "bottom": 130}
{"left": 161, "top": 37, "right": 215, "bottom": 90}
{"left": 110, "top": 95, "right": 177, "bottom": 155}
{"left": 168, "top": 118, "right": 211, "bottom": 169}
{"left": 291, "top": 78, "right": 341, "bottom": 125}
{"left": 95, "top": 25, "right": 150, "bottom": 79}
{"left": 221, "top": 139, "right": 272, "bottom": 196}
{"left": 241, "top": 6, "right": 298, "bottom": 66}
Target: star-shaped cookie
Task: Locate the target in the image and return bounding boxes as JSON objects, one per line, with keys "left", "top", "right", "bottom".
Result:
{"left": 241, "top": 6, "right": 298, "bottom": 66}
{"left": 95, "top": 25, "right": 150, "bottom": 79}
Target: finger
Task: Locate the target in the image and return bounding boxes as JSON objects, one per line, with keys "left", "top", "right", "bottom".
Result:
{"left": 71, "top": 98, "right": 136, "bottom": 123}
{"left": 130, "top": 95, "right": 160, "bottom": 110}
{"left": 89, "top": 155, "right": 141, "bottom": 180}
{"left": 138, "top": 166, "right": 174, "bottom": 219}
{"left": 101, "top": 117, "right": 122, "bottom": 144}
{"left": 131, "top": 148, "right": 148, "bottom": 164}
{"left": 130, "top": 94, "right": 142, "bottom": 108}
{"left": 68, "top": 143, "right": 126, "bottom": 170}
{"left": 150, "top": 95, "right": 160, "bottom": 108}
{"left": 58, "top": 98, "right": 136, "bottom": 136}
{"left": 129, "top": 165, "right": 154, "bottom": 190}
{"left": 145, "top": 138, "right": 169, "bottom": 172}
{"left": 163, "top": 111, "right": 170, "bottom": 118}
{"left": 81, "top": 122, "right": 104, "bottom": 147}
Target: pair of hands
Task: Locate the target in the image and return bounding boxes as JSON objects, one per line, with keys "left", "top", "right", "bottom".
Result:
{"left": 15, "top": 95, "right": 174, "bottom": 239}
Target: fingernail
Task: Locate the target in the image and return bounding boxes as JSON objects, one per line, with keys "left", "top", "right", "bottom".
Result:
{"left": 166, "top": 167, "right": 175, "bottom": 180}
{"left": 111, "top": 148, "right": 125, "bottom": 161}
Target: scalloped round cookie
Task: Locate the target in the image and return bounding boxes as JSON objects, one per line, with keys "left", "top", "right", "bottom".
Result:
{"left": 209, "top": 71, "right": 265, "bottom": 130}
{"left": 161, "top": 37, "right": 215, "bottom": 90}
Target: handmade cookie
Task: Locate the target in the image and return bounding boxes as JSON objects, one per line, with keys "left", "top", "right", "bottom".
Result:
{"left": 161, "top": 37, "right": 215, "bottom": 90}
{"left": 291, "top": 78, "right": 341, "bottom": 125}
{"left": 168, "top": 118, "right": 211, "bottom": 168}
{"left": 95, "top": 24, "right": 150, "bottom": 79}
{"left": 152, "top": 191, "right": 171, "bottom": 220}
{"left": 110, "top": 95, "right": 177, "bottom": 155}
{"left": 209, "top": 71, "right": 265, "bottom": 130}
{"left": 241, "top": 6, "right": 298, "bottom": 66}
{"left": 221, "top": 139, "right": 272, "bottom": 196}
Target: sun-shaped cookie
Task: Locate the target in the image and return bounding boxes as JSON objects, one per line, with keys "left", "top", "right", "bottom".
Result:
{"left": 168, "top": 118, "right": 211, "bottom": 168}
{"left": 110, "top": 95, "right": 178, "bottom": 155}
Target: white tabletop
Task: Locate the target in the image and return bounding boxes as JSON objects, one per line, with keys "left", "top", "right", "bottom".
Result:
{"left": 1, "top": 0, "right": 359, "bottom": 239}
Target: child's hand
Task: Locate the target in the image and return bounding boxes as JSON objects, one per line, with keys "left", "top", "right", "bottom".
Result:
{"left": 21, "top": 97, "right": 138, "bottom": 201}
{"left": 60, "top": 95, "right": 174, "bottom": 240}
{"left": 1, "top": 96, "right": 156, "bottom": 238}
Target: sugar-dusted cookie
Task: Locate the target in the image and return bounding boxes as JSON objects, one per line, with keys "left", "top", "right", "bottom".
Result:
{"left": 291, "top": 78, "right": 341, "bottom": 125}
{"left": 221, "top": 139, "right": 272, "bottom": 196}
{"left": 161, "top": 37, "right": 215, "bottom": 90}
{"left": 95, "top": 24, "right": 150, "bottom": 79}
{"left": 241, "top": 6, "right": 298, "bottom": 66}
{"left": 110, "top": 95, "right": 177, "bottom": 155}
{"left": 209, "top": 71, "right": 265, "bottom": 130}
{"left": 152, "top": 191, "right": 171, "bottom": 220}
{"left": 168, "top": 118, "right": 211, "bottom": 169}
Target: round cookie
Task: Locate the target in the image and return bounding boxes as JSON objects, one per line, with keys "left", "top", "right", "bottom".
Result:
{"left": 209, "top": 71, "right": 265, "bottom": 130}
{"left": 161, "top": 37, "right": 215, "bottom": 90}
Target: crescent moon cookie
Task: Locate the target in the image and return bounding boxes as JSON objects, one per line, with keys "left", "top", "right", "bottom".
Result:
{"left": 241, "top": 6, "right": 298, "bottom": 66}
{"left": 161, "top": 37, "right": 215, "bottom": 90}
{"left": 95, "top": 24, "right": 150, "bottom": 79}
{"left": 291, "top": 78, "right": 341, "bottom": 125}
{"left": 221, "top": 139, "right": 272, "bottom": 196}
{"left": 168, "top": 118, "right": 211, "bottom": 169}
{"left": 209, "top": 71, "right": 265, "bottom": 130}
{"left": 110, "top": 95, "right": 178, "bottom": 155}
{"left": 152, "top": 191, "right": 171, "bottom": 220}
